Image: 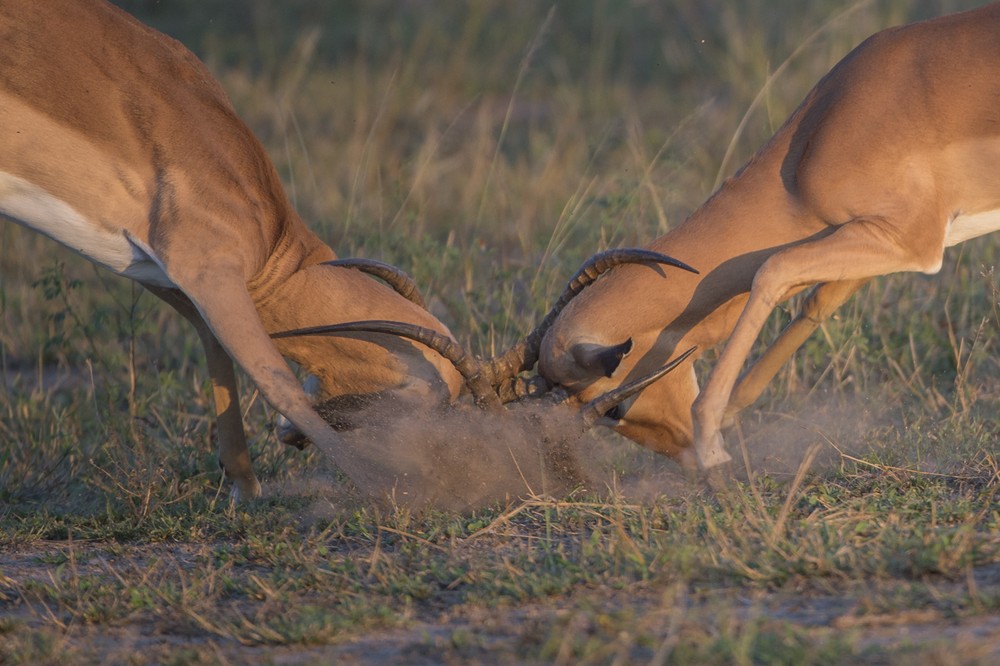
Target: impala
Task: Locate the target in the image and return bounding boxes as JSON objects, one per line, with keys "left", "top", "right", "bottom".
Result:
{"left": 538, "top": 3, "right": 1000, "bottom": 483}
{"left": 0, "top": 0, "right": 471, "bottom": 500}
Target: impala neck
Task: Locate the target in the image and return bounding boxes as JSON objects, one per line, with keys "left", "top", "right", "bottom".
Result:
{"left": 643, "top": 148, "right": 825, "bottom": 346}
{"left": 548, "top": 143, "right": 830, "bottom": 367}
{"left": 244, "top": 212, "right": 336, "bottom": 305}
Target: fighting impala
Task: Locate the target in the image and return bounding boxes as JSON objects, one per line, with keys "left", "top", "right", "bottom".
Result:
{"left": 0, "top": 0, "right": 479, "bottom": 500}
{"left": 537, "top": 3, "right": 1000, "bottom": 484}
{"left": 1, "top": 0, "right": 695, "bottom": 502}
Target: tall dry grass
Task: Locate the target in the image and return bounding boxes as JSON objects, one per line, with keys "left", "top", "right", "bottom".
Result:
{"left": 0, "top": 0, "right": 995, "bottom": 502}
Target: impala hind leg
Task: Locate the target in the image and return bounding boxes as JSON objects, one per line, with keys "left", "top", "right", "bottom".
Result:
{"left": 723, "top": 278, "right": 867, "bottom": 427}
{"left": 147, "top": 286, "right": 262, "bottom": 501}
{"left": 692, "top": 219, "right": 933, "bottom": 483}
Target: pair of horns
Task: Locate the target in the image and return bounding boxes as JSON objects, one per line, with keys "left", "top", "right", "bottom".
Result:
{"left": 276, "top": 249, "right": 698, "bottom": 414}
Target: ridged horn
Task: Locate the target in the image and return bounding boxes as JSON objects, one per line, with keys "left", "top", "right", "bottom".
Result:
{"left": 481, "top": 248, "right": 698, "bottom": 384}
{"left": 279, "top": 249, "right": 696, "bottom": 410}
{"left": 578, "top": 346, "right": 698, "bottom": 428}
{"left": 323, "top": 258, "right": 426, "bottom": 308}
{"left": 271, "top": 320, "right": 501, "bottom": 410}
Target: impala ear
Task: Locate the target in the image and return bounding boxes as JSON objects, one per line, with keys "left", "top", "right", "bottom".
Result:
{"left": 572, "top": 337, "right": 633, "bottom": 378}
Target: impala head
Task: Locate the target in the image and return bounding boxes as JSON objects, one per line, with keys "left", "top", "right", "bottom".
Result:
{"left": 536, "top": 245, "right": 733, "bottom": 463}
{"left": 262, "top": 258, "right": 465, "bottom": 438}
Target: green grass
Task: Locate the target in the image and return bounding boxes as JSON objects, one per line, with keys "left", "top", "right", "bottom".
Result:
{"left": 2, "top": 470, "right": 997, "bottom": 662}
{"left": 2, "top": 1, "right": 999, "bottom": 663}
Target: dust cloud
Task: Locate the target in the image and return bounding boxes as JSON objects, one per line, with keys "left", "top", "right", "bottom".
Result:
{"left": 280, "top": 389, "right": 887, "bottom": 512}
{"left": 312, "top": 396, "right": 609, "bottom": 511}
{"left": 730, "top": 390, "right": 884, "bottom": 481}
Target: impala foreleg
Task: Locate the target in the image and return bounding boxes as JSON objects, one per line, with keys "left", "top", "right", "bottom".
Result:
{"left": 172, "top": 271, "right": 364, "bottom": 488}
{"left": 692, "top": 220, "right": 926, "bottom": 478}
{"left": 197, "top": 326, "right": 262, "bottom": 500}
{"left": 723, "top": 278, "right": 867, "bottom": 427}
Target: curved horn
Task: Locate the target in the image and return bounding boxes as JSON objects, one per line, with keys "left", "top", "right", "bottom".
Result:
{"left": 271, "top": 320, "right": 501, "bottom": 410}
{"left": 279, "top": 250, "right": 696, "bottom": 410}
{"left": 578, "top": 346, "right": 697, "bottom": 428}
{"left": 323, "top": 258, "right": 426, "bottom": 308}
{"left": 483, "top": 248, "right": 698, "bottom": 383}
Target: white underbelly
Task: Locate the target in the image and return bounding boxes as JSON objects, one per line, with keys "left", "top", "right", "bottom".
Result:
{"left": 944, "top": 209, "right": 1000, "bottom": 247}
{"left": 0, "top": 171, "right": 174, "bottom": 288}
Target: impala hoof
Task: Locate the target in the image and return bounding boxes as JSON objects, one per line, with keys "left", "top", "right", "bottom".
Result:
{"left": 276, "top": 414, "right": 310, "bottom": 450}
{"left": 228, "top": 476, "right": 263, "bottom": 503}
{"left": 702, "top": 461, "right": 735, "bottom": 492}
{"left": 677, "top": 449, "right": 702, "bottom": 483}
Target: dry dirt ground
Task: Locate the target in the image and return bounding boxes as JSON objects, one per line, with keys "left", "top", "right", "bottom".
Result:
{"left": 2, "top": 541, "right": 1000, "bottom": 664}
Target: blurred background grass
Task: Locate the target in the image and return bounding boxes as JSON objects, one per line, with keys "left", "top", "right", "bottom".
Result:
{"left": 0, "top": 0, "right": 995, "bottom": 504}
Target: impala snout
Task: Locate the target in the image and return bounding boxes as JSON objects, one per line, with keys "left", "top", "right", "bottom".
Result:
{"left": 609, "top": 369, "right": 698, "bottom": 458}
{"left": 540, "top": 324, "right": 704, "bottom": 459}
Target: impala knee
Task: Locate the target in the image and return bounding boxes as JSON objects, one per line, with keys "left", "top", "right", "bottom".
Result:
{"left": 748, "top": 259, "right": 793, "bottom": 310}
{"left": 691, "top": 391, "right": 727, "bottom": 431}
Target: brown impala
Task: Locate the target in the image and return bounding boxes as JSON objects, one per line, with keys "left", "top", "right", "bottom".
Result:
{"left": 539, "top": 3, "right": 1000, "bottom": 484}
{"left": 1, "top": 0, "right": 694, "bottom": 502}
{"left": 0, "top": 0, "right": 477, "bottom": 501}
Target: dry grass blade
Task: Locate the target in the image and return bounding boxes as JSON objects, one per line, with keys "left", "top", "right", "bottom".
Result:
{"left": 375, "top": 524, "right": 448, "bottom": 552}
{"left": 824, "top": 438, "right": 983, "bottom": 481}
{"left": 768, "top": 443, "right": 821, "bottom": 546}
{"left": 462, "top": 498, "right": 541, "bottom": 541}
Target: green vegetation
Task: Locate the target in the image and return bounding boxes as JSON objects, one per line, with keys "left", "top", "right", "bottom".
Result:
{"left": 1, "top": 1, "right": 997, "bottom": 662}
